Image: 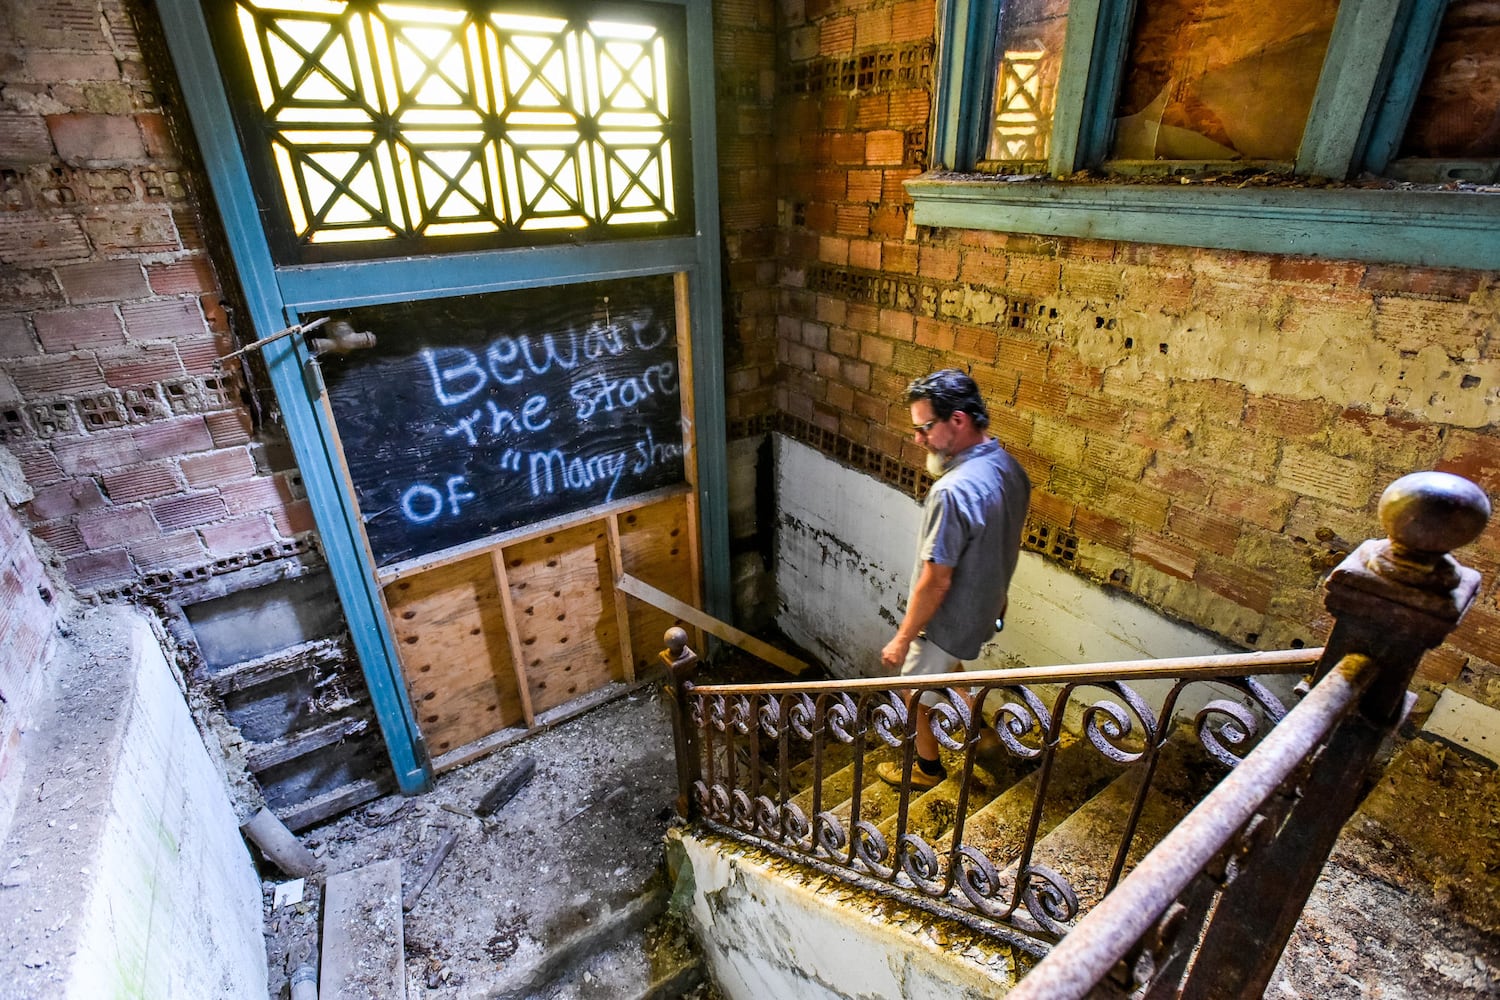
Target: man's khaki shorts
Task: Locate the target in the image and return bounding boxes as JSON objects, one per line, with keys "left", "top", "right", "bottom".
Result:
{"left": 899, "top": 636, "right": 964, "bottom": 708}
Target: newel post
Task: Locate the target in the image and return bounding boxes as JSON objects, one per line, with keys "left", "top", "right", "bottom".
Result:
{"left": 659, "top": 626, "right": 700, "bottom": 818}
{"left": 1318, "top": 471, "right": 1489, "bottom": 721}
{"left": 1181, "top": 472, "right": 1489, "bottom": 999}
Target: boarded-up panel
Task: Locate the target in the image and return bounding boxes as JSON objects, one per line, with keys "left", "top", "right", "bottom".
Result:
{"left": 1398, "top": 0, "right": 1500, "bottom": 159}
{"left": 384, "top": 555, "right": 524, "bottom": 756}
{"left": 618, "top": 494, "right": 697, "bottom": 675}
{"left": 503, "top": 523, "right": 624, "bottom": 714}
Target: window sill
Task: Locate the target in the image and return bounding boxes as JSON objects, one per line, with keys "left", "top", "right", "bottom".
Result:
{"left": 905, "top": 173, "right": 1500, "bottom": 270}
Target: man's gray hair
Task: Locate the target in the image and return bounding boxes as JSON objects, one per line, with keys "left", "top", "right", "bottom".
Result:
{"left": 906, "top": 369, "right": 990, "bottom": 430}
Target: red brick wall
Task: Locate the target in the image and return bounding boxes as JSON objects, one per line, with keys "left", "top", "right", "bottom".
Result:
{"left": 4, "top": 0, "right": 1496, "bottom": 711}
{"left": 754, "top": 0, "right": 1500, "bottom": 706}
{"left": 716, "top": 0, "right": 782, "bottom": 429}
{"left": 0, "top": 0, "right": 312, "bottom": 596}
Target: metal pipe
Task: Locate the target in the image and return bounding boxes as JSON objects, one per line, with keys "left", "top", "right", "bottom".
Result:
{"left": 216, "top": 316, "right": 330, "bottom": 368}
{"left": 289, "top": 962, "right": 318, "bottom": 1000}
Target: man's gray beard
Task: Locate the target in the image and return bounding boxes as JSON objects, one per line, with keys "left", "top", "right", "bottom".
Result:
{"left": 926, "top": 451, "right": 948, "bottom": 478}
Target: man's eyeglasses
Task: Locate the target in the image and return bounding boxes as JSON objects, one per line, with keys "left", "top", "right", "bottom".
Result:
{"left": 912, "top": 416, "right": 942, "bottom": 436}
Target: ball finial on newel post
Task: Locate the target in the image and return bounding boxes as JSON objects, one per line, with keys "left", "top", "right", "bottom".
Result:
{"left": 1372, "top": 472, "right": 1491, "bottom": 590}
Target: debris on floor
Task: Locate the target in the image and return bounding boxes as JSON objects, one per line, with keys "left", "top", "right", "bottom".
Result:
{"left": 261, "top": 690, "right": 695, "bottom": 999}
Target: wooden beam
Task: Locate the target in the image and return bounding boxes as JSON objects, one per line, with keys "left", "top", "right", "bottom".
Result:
{"left": 604, "top": 514, "right": 638, "bottom": 683}
{"left": 490, "top": 550, "right": 537, "bottom": 728}
{"left": 615, "top": 572, "right": 810, "bottom": 677}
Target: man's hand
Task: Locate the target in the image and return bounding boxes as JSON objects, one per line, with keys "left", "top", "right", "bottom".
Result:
{"left": 881, "top": 561, "right": 952, "bottom": 674}
{"left": 881, "top": 635, "right": 910, "bottom": 672}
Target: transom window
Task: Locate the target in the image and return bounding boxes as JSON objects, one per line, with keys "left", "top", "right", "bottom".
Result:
{"left": 207, "top": 0, "right": 692, "bottom": 263}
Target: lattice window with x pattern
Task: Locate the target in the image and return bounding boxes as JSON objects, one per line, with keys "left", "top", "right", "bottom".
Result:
{"left": 230, "top": 0, "right": 682, "bottom": 253}
{"left": 989, "top": 49, "right": 1049, "bottom": 162}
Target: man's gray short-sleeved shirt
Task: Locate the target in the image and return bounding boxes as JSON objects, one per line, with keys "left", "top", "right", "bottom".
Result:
{"left": 912, "top": 437, "right": 1031, "bottom": 660}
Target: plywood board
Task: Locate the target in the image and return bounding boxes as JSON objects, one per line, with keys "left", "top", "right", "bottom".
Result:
{"left": 502, "top": 523, "right": 625, "bottom": 714}
{"left": 321, "top": 859, "right": 405, "bottom": 999}
{"left": 616, "top": 494, "right": 699, "bottom": 674}
{"left": 384, "top": 554, "right": 525, "bottom": 756}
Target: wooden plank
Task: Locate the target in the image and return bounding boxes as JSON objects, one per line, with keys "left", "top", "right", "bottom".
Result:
{"left": 502, "top": 523, "right": 625, "bottom": 714}
{"left": 490, "top": 551, "right": 537, "bottom": 728}
{"left": 383, "top": 554, "right": 525, "bottom": 756}
{"left": 245, "top": 715, "right": 369, "bottom": 771}
{"left": 685, "top": 488, "right": 705, "bottom": 650}
{"left": 616, "top": 494, "right": 700, "bottom": 676}
{"left": 376, "top": 484, "right": 693, "bottom": 585}
{"left": 674, "top": 271, "right": 698, "bottom": 493}
{"left": 616, "top": 572, "right": 810, "bottom": 677}
{"left": 673, "top": 271, "right": 706, "bottom": 652}
{"left": 431, "top": 678, "right": 652, "bottom": 772}
{"left": 605, "top": 515, "right": 638, "bottom": 683}
{"left": 321, "top": 859, "right": 405, "bottom": 1000}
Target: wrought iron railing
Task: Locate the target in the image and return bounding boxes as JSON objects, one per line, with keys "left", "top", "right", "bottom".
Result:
{"left": 660, "top": 471, "right": 1490, "bottom": 991}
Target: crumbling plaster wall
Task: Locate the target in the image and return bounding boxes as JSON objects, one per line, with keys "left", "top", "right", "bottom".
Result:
{"left": 0, "top": 462, "right": 63, "bottom": 837}
{"left": 774, "top": 434, "right": 1234, "bottom": 679}
{"left": 742, "top": 0, "right": 1500, "bottom": 710}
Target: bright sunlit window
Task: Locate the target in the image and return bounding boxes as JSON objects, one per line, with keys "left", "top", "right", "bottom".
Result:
{"left": 222, "top": 0, "right": 686, "bottom": 259}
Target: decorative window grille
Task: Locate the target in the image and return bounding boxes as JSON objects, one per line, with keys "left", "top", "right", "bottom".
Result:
{"left": 209, "top": 0, "right": 691, "bottom": 263}
{"left": 989, "top": 49, "right": 1049, "bottom": 162}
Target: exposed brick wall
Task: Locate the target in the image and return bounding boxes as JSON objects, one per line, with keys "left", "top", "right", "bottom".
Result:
{"left": 759, "top": 0, "right": 1500, "bottom": 707}
{"left": 0, "top": 496, "right": 60, "bottom": 811}
{"left": 715, "top": 0, "right": 781, "bottom": 429}
{"left": 0, "top": 0, "right": 312, "bottom": 596}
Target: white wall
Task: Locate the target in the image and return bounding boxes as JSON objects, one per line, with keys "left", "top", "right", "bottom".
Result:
{"left": 0, "top": 608, "right": 267, "bottom": 1000}
{"left": 672, "top": 830, "right": 1025, "bottom": 1000}
{"left": 774, "top": 436, "right": 1232, "bottom": 679}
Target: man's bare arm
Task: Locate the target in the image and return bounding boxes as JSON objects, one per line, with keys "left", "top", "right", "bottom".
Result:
{"left": 881, "top": 560, "right": 953, "bottom": 670}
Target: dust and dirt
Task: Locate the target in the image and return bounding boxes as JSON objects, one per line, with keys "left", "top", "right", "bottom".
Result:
{"left": 257, "top": 649, "right": 1500, "bottom": 999}
{"left": 1273, "top": 737, "right": 1500, "bottom": 998}
{"left": 260, "top": 687, "right": 689, "bottom": 998}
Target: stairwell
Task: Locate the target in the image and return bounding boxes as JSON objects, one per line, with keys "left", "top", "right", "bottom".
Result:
{"left": 668, "top": 700, "right": 1249, "bottom": 997}
{"left": 668, "top": 697, "right": 1500, "bottom": 1000}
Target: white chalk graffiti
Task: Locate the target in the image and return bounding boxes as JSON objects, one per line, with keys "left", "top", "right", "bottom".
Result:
{"left": 420, "top": 320, "right": 670, "bottom": 406}
{"left": 393, "top": 313, "right": 683, "bottom": 526}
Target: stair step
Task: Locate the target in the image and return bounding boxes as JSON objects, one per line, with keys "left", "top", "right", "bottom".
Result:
{"left": 875, "top": 764, "right": 1013, "bottom": 844}
{"left": 492, "top": 889, "right": 671, "bottom": 1000}
{"left": 930, "top": 733, "right": 1119, "bottom": 865}
{"left": 523, "top": 911, "right": 706, "bottom": 1000}
{"left": 1011, "top": 729, "right": 1226, "bottom": 912}
{"left": 787, "top": 744, "right": 894, "bottom": 818}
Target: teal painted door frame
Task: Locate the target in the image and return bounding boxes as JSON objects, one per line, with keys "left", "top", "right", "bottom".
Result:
{"left": 154, "top": 0, "right": 729, "bottom": 793}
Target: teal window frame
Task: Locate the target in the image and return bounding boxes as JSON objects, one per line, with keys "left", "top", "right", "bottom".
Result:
{"left": 917, "top": 0, "right": 1500, "bottom": 269}
{"left": 155, "top": 0, "right": 730, "bottom": 793}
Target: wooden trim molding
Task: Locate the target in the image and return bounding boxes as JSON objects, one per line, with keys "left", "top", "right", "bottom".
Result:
{"left": 906, "top": 175, "right": 1500, "bottom": 269}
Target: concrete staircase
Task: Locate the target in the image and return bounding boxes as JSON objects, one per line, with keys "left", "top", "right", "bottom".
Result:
{"left": 670, "top": 716, "right": 1236, "bottom": 997}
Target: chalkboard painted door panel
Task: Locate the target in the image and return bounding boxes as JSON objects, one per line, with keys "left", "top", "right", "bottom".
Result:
{"left": 334, "top": 275, "right": 701, "bottom": 760}
{"left": 321, "top": 275, "right": 686, "bottom": 569}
